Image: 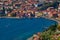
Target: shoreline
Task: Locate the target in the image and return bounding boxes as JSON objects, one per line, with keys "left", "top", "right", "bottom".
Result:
{"left": 0, "top": 16, "right": 59, "bottom": 19}
{"left": 0, "top": 17, "right": 56, "bottom": 20}
{"left": 0, "top": 16, "right": 60, "bottom": 24}
{"left": 27, "top": 17, "right": 59, "bottom": 40}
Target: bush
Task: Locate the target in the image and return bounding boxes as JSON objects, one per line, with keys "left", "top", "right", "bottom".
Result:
{"left": 57, "top": 24, "right": 60, "bottom": 31}
{"left": 0, "top": 14, "right": 6, "bottom": 17}
{"left": 10, "top": 13, "right": 16, "bottom": 17}
{"left": 57, "top": 36, "right": 60, "bottom": 40}
{"left": 41, "top": 24, "right": 58, "bottom": 40}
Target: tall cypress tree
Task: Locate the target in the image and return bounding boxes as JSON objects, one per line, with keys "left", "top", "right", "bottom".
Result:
{"left": 3, "top": 6, "right": 5, "bottom": 14}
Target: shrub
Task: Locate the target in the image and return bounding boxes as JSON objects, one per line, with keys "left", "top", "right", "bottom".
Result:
{"left": 57, "top": 24, "right": 60, "bottom": 31}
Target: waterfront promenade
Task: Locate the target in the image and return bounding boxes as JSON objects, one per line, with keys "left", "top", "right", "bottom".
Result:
{"left": 42, "top": 16, "right": 60, "bottom": 24}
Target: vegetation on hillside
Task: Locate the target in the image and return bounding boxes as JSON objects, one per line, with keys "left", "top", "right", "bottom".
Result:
{"left": 41, "top": 23, "right": 60, "bottom": 40}
{"left": 40, "top": 1, "right": 59, "bottom": 10}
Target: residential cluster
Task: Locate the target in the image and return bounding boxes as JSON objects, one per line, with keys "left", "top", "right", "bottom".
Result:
{"left": 0, "top": 0, "right": 60, "bottom": 19}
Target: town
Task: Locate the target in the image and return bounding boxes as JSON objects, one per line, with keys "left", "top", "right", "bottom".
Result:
{"left": 0, "top": 0, "right": 60, "bottom": 19}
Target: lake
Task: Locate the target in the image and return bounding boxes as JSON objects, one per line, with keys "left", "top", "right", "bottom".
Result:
{"left": 0, "top": 17, "right": 57, "bottom": 40}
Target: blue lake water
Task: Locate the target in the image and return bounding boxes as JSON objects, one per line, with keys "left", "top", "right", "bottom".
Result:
{"left": 0, "top": 17, "right": 57, "bottom": 40}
